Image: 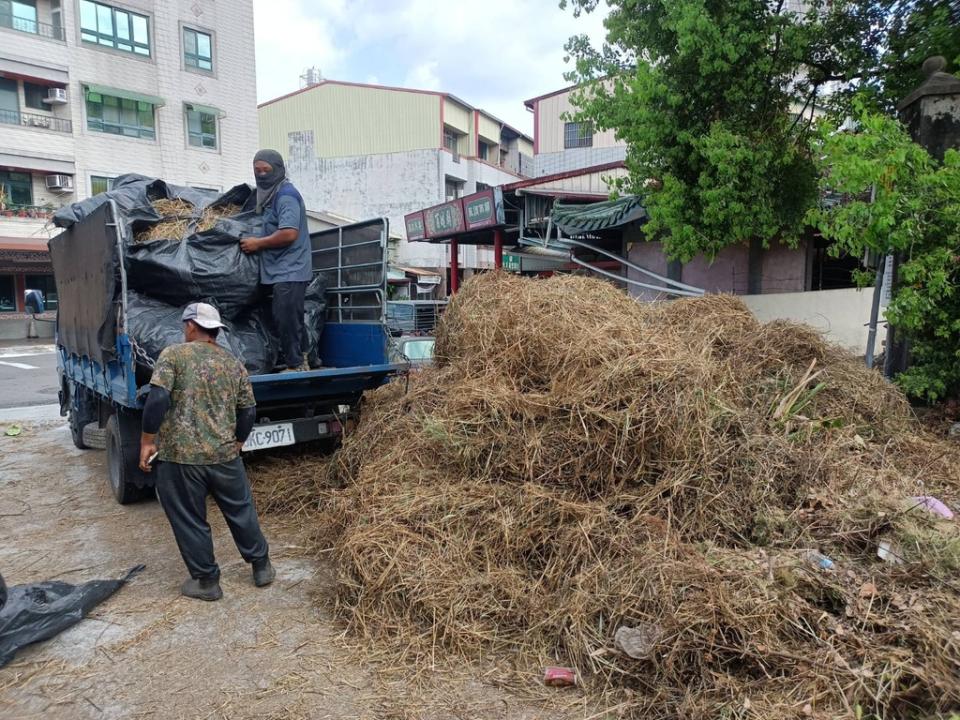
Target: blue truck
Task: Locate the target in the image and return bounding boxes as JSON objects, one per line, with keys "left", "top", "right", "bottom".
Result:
{"left": 50, "top": 200, "right": 405, "bottom": 504}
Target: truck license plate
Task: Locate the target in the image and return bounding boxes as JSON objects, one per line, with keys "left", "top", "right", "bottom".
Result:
{"left": 243, "top": 423, "right": 295, "bottom": 452}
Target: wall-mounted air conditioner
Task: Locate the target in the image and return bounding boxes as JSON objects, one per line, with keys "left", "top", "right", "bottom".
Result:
{"left": 45, "top": 174, "right": 74, "bottom": 193}
{"left": 44, "top": 87, "right": 68, "bottom": 105}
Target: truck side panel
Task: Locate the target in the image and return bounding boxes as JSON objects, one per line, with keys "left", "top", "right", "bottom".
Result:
{"left": 48, "top": 204, "right": 119, "bottom": 363}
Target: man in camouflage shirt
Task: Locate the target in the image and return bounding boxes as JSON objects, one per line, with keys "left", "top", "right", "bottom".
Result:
{"left": 138, "top": 302, "right": 274, "bottom": 601}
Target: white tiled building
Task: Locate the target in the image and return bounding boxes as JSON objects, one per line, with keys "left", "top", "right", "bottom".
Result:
{"left": 0, "top": 0, "right": 258, "bottom": 317}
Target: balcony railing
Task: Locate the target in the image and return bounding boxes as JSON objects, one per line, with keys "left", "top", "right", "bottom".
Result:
{"left": 0, "top": 204, "right": 56, "bottom": 220}
{"left": 0, "top": 12, "right": 66, "bottom": 41}
{"left": 0, "top": 109, "right": 72, "bottom": 133}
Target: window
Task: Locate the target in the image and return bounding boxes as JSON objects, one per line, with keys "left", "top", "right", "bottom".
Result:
{"left": 476, "top": 182, "right": 491, "bottom": 192}
{"left": 183, "top": 27, "right": 212, "bottom": 71}
{"left": 564, "top": 121, "right": 593, "bottom": 149}
{"left": 0, "top": 276, "right": 15, "bottom": 312}
{"left": 90, "top": 175, "right": 116, "bottom": 195}
{"left": 50, "top": 0, "right": 62, "bottom": 38}
{"left": 0, "top": 0, "right": 37, "bottom": 33}
{"left": 79, "top": 1, "right": 150, "bottom": 56}
{"left": 25, "top": 274, "right": 57, "bottom": 310}
{"left": 444, "top": 177, "right": 463, "bottom": 202}
{"left": 443, "top": 130, "right": 458, "bottom": 153}
{"left": 0, "top": 170, "right": 33, "bottom": 207}
{"left": 86, "top": 91, "right": 156, "bottom": 139}
{"left": 186, "top": 107, "right": 217, "bottom": 149}
{"left": 478, "top": 141, "right": 489, "bottom": 160}
{"left": 23, "top": 82, "right": 46, "bottom": 110}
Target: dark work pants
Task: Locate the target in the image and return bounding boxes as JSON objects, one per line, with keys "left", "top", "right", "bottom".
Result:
{"left": 271, "top": 281, "right": 309, "bottom": 369}
{"left": 155, "top": 457, "right": 269, "bottom": 580}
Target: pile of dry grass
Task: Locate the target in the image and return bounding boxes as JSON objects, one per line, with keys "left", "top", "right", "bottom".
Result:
{"left": 259, "top": 273, "right": 960, "bottom": 719}
{"left": 134, "top": 198, "right": 196, "bottom": 243}
{"left": 133, "top": 199, "right": 240, "bottom": 242}
{"left": 197, "top": 202, "right": 241, "bottom": 232}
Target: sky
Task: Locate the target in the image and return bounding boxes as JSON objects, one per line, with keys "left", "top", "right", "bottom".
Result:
{"left": 252, "top": 0, "right": 610, "bottom": 136}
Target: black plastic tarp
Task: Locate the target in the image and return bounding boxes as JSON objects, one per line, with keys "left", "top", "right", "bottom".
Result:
{"left": 126, "top": 292, "right": 277, "bottom": 376}
{"left": 48, "top": 203, "right": 119, "bottom": 363}
{"left": 304, "top": 273, "right": 329, "bottom": 367}
{"left": 124, "top": 221, "right": 263, "bottom": 322}
{"left": 0, "top": 565, "right": 144, "bottom": 668}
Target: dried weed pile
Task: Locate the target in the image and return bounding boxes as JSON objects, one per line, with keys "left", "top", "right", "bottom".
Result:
{"left": 133, "top": 199, "right": 240, "bottom": 242}
{"left": 267, "top": 273, "right": 960, "bottom": 719}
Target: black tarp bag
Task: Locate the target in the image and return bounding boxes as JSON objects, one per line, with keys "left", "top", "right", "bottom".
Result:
{"left": 303, "top": 273, "right": 329, "bottom": 368}
{"left": 0, "top": 565, "right": 144, "bottom": 668}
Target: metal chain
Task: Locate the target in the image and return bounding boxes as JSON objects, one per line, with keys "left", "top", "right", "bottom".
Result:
{"left": 130, "top": 338, "right": 156, "bottom": 370}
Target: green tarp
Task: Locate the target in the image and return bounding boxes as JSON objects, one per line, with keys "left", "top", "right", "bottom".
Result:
{"left": 551, "top": 196, "right": 647, "bottom": 235}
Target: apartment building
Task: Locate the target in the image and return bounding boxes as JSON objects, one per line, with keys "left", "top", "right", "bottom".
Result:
{"left": 0, "top": 0, "right": 258, "bottom": 318}
{"left": 258, "top": 80, "right": 534, "bottom": 275}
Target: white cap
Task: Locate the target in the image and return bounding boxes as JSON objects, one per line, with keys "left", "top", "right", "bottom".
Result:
{"left": 181, "top": 302, "right": 227, "bottom": 330}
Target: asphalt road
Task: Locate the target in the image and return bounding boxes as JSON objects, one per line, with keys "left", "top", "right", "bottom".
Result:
{"left": 0, "top": 343, "right": 60, "bottom": 409}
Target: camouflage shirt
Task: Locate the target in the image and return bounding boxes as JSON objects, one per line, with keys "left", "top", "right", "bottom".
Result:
{"left": 150, "top": 341, "right": 256, "bottom": 465}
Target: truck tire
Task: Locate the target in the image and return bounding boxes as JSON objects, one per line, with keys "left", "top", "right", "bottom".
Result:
{"left": 81, "top": 423, "right": 107, "bottom": 450}
{"left": 68, "top": 384, "right": 98, "bottom": 450}
{"left": 106, "top": 413, "right": 151, "bottom": 505}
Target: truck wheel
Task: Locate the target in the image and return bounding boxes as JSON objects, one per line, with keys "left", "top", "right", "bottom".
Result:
{"left": 68, "top": 384, "right": 98, "bottom": 450}
{"left": 106, "top": 414, "right": 150, "bottom": 505}
{"left": 81, "top": 423, "right": 107, "bottom": 450}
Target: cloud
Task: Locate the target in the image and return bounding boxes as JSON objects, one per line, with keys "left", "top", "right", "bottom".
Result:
{"left": 403, "top": 61, "right": 441, "bottom": 91}
{"left": 253, "top": 0, "right": 347, "bottom": 103}
{"left": 254, "top": 0, "right": 610, "bottom": 132}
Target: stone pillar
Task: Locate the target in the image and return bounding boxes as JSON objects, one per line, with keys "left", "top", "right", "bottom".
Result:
{"left": 898, "top": 56, "right": 960, "bottom": 162}
{"left": 885, "top": 57, "right": 960, "bottom": 377}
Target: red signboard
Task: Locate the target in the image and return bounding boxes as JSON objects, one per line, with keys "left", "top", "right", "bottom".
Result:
{"left": 405, "top": 188, "right": 505, "bottom": 240}
{"left": 404, "top": 211, "right": 426, "bottom": 241}
{"left": 463, "top": 189, "right": 500, "bottom": 231}
{"left": 423, "top": 199, "right": 465, "bottom": 237}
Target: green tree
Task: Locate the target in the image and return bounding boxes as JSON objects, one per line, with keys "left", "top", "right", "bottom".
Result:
{"left": 867, "top": 0, "right": 960, "bottom": 112}
{"left": 808, "top": 109, "right": 960, "bottom": 401}
{"left": 562, "top": 0, "right": 887, "bottom": 260}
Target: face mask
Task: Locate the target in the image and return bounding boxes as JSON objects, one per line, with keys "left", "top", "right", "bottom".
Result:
{"left": 255, "top": 173, "right": 274, "bottom": 189}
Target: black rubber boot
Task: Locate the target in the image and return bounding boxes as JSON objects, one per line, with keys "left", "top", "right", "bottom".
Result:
{"left": 252, "top": 557, "right": 276, "bottom": 587}
{"left": 181, "top": 576, "right": 223, "bottom": 601}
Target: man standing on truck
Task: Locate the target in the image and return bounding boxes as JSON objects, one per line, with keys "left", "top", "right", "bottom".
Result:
{"left": 138, "top": 302, "right": 275, "bottom": 601}
{"left": 239, "top": 149, "right": 312, "bottom": 372}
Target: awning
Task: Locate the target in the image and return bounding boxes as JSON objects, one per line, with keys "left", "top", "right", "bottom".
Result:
{"left": 83, "top": 83, "right": 165, "bottom": 107}
{"left": 395, "top": 265, "right": 442, "bottom": 284}
{"left": 185, "top": 102, "right": 225, "bottom": 118}
{"left": 0, "top": 152, "right": 75, "bottom": 174}
{"left": 0, "top": 56, "right": 68, "bottom": 84}
{"left": 551, "top": 196, "right": 647, "bottom": 235}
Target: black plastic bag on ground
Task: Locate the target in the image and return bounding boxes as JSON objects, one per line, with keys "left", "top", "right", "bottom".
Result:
{"left": 0, "top": 565, "right": 144, "bottom": 668}
{"left": 304, "top": 274, "right": 329, "bottom": 368}
{"left": 124, "top": 227, "right": 263, "bottom": 322}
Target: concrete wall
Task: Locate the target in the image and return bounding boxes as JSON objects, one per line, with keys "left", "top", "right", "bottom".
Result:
{"left": 286, "top": 141, "right": 511, "bottom": 271}
{"left": 534, "top": 145, "right": 627, "bottom": 177}
{"left": 741, "top": 287, "right": 878, "bottom": 354}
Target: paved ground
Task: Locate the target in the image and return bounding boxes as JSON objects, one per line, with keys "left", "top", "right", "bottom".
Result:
{"left": 0, "top": 412, "right": 576, "bottom": 720}
{"left": 0, "top": 343, "right": 59, "bottom": 409}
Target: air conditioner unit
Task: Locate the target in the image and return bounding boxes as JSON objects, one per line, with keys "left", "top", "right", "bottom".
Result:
{"left": 45, "top": 174, "right": 74, "bottom": 193}
{"left": 43, "top": 87, "right": 68, "bottom": 105}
